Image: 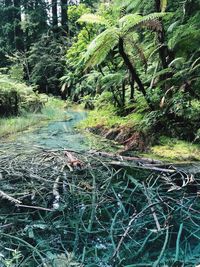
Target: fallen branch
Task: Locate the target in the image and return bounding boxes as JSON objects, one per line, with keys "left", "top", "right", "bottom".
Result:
{"left": 88, "top": 150, "right": 162, "bottom": 164}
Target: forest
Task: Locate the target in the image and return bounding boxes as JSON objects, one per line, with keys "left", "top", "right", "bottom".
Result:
{"left": 0, "top": 0, "right": 200, "bottom": 266}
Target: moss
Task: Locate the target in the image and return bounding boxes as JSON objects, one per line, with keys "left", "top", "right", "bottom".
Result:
{"left": 144, "top": 136, "right": 200, "bottom": 162}
{"left": 80, "top": 103, "right": 200, "bottom": 162}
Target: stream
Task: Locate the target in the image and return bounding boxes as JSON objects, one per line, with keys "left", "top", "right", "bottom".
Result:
{"left": 15, "top": 109, "right": 90, "bottom": 151}
{"left": 0, "top": 108, "right": 118, "bottom": 153}
{"left": 0, "top": 108, "right": 200, "bottom": 174}
{"left": 0, "top": 108, "right": 200, "bottom": 266}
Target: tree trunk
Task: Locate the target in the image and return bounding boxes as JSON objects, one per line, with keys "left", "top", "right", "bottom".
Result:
{"left": 122, "top": 80, "right": 126, "bottom": 107}
{"left": 155, "top": 0, "right": 173, "bottom": 69}
{"left": 13, "top": 0, "right": 24, "bottom": 50}
{"left": 52, "top": 0, "right": 58, "bottom": 27}
{"left": 118, "top": 38, "right": 153, "bottom": 108}
{"left": 61, "top": 0, "right": 68, "bottom": 34}
{"left": 130, "top": 79, "right": 135, "bottom": 102}
{"left": 4, "top": 0, "right": 14, "bottom": 46}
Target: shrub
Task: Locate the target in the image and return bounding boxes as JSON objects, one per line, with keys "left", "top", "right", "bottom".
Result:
{"left": 0, "top": 74, "right": 46, "bottom": 116}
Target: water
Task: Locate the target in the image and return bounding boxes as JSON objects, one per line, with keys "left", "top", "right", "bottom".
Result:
{"left": 1, "top": 108, "right": 118, "bottom": 153}
{"left": 16, "top": 109, "right": 89, "bottom": 150}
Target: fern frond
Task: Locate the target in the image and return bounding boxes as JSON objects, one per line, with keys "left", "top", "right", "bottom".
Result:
{"left": 151, "top": 67, "right": 173, "bottom": 79}
{"left": 78, "top": 14, "right": 109, "bottom": 27}
{"left": 169, "top": 57, "right": 185, "bottom": 68}
{"left": 120, "top": 13, "right": 165, "bottom": 35}
{"left": 114, "top": 0, "right": 144, "bottom": 12}
{"left": 101, "top": 72, "right": 125, "bottom": 88}
{"left": 84, "top": 27, "right": 120, "bottom": 69}
{"left": 119, "top": 13, "right": 142, "bottom": 33}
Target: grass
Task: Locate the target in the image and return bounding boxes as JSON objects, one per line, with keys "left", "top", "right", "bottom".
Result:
{"left": 79, "top": 103, "right": 143, "bottom": 129}
{"left": 0, "top": 97, "right": 67, "bottom": 138}
{"left": 146, "top": 136, "right": 200, "bottom": 162}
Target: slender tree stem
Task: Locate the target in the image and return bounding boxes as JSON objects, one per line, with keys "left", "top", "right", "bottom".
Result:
{"left": 118, "top": 37, "right": 153, "bottom": 109}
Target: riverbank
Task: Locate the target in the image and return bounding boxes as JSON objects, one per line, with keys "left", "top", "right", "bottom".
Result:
{"left": 79, "top": 105, "right": 200, "bottom": 162}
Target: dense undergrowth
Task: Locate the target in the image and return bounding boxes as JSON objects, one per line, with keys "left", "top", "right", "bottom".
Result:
{"left": 0, "top": 74, "right": 45, "bottom": 116}
{"left": 79, "top": 93, "right": 200, "bottom": 161}
{"left": 0, "top": 74, "right": 66, "bottom": 138}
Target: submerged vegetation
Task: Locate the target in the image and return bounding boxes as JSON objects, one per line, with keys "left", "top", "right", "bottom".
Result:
{"left": 0, "top": 147, "right": 200, "bottom": 266}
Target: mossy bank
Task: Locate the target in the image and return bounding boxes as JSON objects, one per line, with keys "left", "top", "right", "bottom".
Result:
{"left": 79, "top": 101, "right": 200, "bottom": 162}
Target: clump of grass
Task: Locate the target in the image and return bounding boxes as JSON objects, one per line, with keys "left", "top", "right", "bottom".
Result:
{"left": 79, "top": 103, "right": 143, "bottom": 129}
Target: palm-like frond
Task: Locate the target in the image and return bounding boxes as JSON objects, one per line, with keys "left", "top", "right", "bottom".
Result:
{"left": 78, "top": 14, "right": 109, "bottom": 27}
{"left": 120, "top": 12, "right": 165, "bottom": 35}
{"left": 119, "top": 14, "right": 142, "bottom": 33}
{"left": 101, "top": 72, "right": 125, "bottom": 88}
{"left": 84, "top": 27, "right": 120, "bottom": 69}
{"left": 114, "top": 0, "right": 144, "bottom": 12}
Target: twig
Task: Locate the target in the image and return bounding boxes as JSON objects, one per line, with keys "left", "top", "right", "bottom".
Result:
{"left": 17, "top": 204, "right": 53, "bottom": 211}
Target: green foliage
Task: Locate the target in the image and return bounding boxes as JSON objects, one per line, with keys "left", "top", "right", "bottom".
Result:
{"left": 68, "top": 4, "right": 91, "bottom": 35}
{"left": 168, "top": 14, "right": 200, "bottom": 58}
{"left": 78, "top": 13, "right": 109, "bottom": 26}
{"left": 0, "top": 97, "right": 66, "bottom": 138}
{"left": 28, "top": 35, "right": 65, "bottom": 95}
{"left": 150, "top": 136, "right": 200, "bottom": 161}
{"left": 84, "top": 27, "right": 119, "bottom": 68}
{"left": 0, "top": 74, "right": 45, "bottom": 116}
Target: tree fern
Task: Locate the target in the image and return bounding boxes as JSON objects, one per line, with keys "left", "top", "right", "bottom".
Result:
{"left": 84, "top": 27, "right": 120, "bottom": 69}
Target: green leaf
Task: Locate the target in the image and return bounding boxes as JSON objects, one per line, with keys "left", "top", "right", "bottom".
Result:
{"left": 120, "top": 12, "right": 166, "bottom": 35}
{"left": 78, "top": 14, "right": 109, "bottom": 26}
{"left": 84, "top": 27, "right": 120, "bottom": 69}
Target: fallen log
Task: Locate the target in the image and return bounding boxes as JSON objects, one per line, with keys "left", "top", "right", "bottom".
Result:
{"left": 109, "top": 161, "right": 176, "bottom": 173}
{"left": 88, "top": 150, "right": 162, "bottom": 165}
